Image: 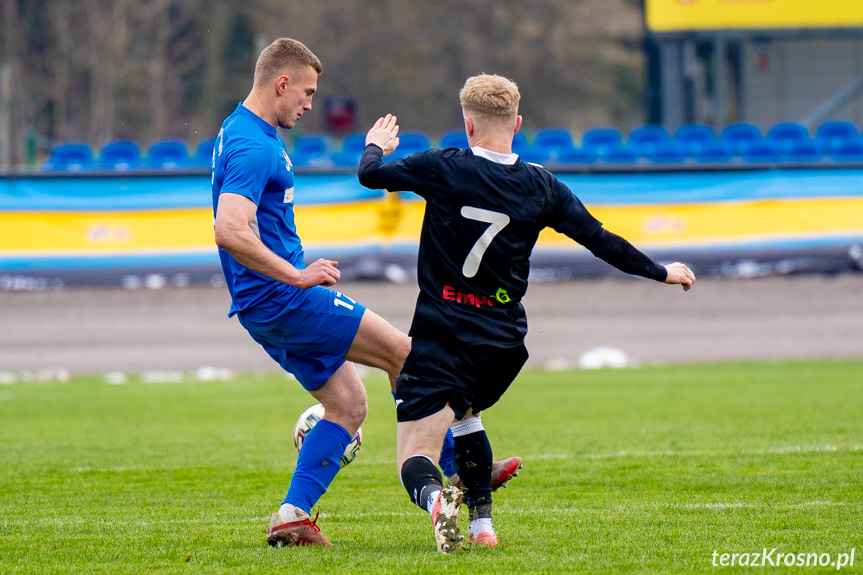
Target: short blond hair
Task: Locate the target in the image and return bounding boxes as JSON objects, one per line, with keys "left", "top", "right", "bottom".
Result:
{"left": 459, "top": 74, "right": 520, "bottom": 120}
{"left": 254, "top": 38, "right": 322, "bottom": 87}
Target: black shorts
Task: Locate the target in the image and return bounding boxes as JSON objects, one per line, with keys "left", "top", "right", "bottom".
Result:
{"left": 395, "top": 338, "right": 529, "bottom": 422}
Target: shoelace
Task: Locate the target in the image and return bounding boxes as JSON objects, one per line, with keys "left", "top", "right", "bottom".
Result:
{"left": 306, "top": 508, "right": 322, "bottom": 532}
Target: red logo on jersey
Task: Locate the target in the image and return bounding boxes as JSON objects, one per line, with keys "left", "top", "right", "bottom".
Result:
{"left": 283, "top": 150, "right": 292, "bottom": 170}
{"left": 442, "top": 285, "right": 495, "bottom": 308}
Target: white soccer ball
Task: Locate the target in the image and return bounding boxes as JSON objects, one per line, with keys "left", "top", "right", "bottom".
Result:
{"left": 292, "top": 403, "right": 362, "bottom": 468}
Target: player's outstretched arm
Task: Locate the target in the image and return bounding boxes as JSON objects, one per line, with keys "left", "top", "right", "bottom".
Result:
{"left": 365, "top": 114, "right": 400, "bottom": 156}
{"left": 214, "top": 192, "right": 340, "bottom": 289}
{"left": 664, "top": 262, "right": 696, "bottom": 291}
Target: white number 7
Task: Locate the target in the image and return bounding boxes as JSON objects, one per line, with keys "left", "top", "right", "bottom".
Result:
{"left": 460, "top": 206, "right": 510, "bottom": 278}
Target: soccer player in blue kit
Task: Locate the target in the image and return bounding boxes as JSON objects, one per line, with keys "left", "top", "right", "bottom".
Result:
{"left": 212, "top": 38, "right": 412, "bottom": 547}
{"left": 211, "top": 39, "right": 520, "bottom": 548}
{"left": 359, "top": 74, "right": 696, "bottom": 553}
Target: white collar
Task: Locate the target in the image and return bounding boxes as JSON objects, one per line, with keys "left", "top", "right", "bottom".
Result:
{"left": 471, "top": 146, "right": 519, "bottom": 165}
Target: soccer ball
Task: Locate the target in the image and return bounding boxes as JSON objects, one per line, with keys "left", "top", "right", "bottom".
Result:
{"left": 292, "top": 403, "right": 362, "bottom": 468}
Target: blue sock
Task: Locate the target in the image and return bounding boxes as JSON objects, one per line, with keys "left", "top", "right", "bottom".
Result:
{"left": 283, "top": 419, "right": 351, "bottom": 513}
{"left": 392, "top": 391, "right": 457, "bottom": 476}
{"left": 439, "top": 428, "right": 458, "bottom": 477}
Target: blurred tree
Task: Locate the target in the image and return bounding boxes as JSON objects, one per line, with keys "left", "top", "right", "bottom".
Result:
{"left": 0, "top": 0, "right": 646, "bottom": 162}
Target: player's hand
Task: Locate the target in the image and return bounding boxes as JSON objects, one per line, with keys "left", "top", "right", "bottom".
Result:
{"left": 295, "top": 259, "right": 340, "bottom": 289}
{"left": 365, "top": 114, "right": 400, "bottom": 156}
{"left": 664, "top": 262, "right": 695, "bottom": 291}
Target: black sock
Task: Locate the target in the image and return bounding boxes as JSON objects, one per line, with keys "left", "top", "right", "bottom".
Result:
{"left": 400, "top": 455, "right": 443, "bottom": 511}
{"left": 453, "top": 430, "right": 493, "bottom": 508}
{"left": 469, "top": 502, "right": 492, "bottom": 521}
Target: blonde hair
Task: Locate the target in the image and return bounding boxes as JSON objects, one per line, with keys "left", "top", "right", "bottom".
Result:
{"left": 254, "top": 38, "right": 322, "bottom": 87}
{"left": 459, "top": 74, "right": 520, "bottom": 120}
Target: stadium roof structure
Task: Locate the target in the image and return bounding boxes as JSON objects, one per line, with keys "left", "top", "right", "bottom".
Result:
{"left": 644, "top": 0, "right": 863, "bottom": 132}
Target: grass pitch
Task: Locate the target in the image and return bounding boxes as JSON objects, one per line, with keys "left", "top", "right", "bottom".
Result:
{"left": 1, "top": 360, "right": 861, "bottom": 574}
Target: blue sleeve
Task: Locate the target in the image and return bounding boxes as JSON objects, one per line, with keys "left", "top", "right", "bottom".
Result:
{"left": 219, "top": 137, "right": 273, "bottom": 205}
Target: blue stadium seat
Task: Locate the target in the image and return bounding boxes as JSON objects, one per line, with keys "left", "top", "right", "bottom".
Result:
{"left": 145, "top": 139, "right": 190, "bottom": 169}
{"left": 581, "top": 126, "right": 622, "bottom": 155}
{"left": 693, "top": 141, "right": 735, "bottom": 163}
{"left": 511, "top": 132, "right": 531, "bottom": 155}
{"left": 192, "top": 138, "right": 216, "bottom": 167}
{"left": 646, "top": 141, "right": 687, "bottom": 164}
{"left": 740, "top": 141, "right": 780, "bottom": 163}
{"left": 767, "top": 122, "right": 810, "bottom": 154}
{"left": 600, "top": 144, "right": 639, "bottom": 164}
{"left": 518, "top": 148, "right": 551, "bottom": 165}
{"left": 331, "top": 133, "right": 367, "bottom": 167}
{"left": 674, "top": 123, "right": 716, "bottom": 156}
{"left": 780, "top": 140, "right": 823, "bottom": 163}
{"left": 556, "top": 147, "right": 599, "bottom": 165}
{"left": 97, "top": 139, "right": 142, "bottom": 170}
{"left": 341, "top": 132, "right": 368, "bottom": 154}
{"left": 387, "top": 131, "right": 432, "bottom": 160}
{"left": 534, "top": 128, "right": 574, "bottom": 152}
{"left": 815, "top": 120, "right": 859, "bottom": 154}
{"left": 829, "top": 138, "right": 863, "bottom": 162}
{"left": 439, "top": 130, "right": 469, "bottom": 149}
{"left": 290, "top": 134, "right": 333, "bottom": 166}
{"left": 43, "top": 142, "right": 94, "bottom": 172}
{"left": 720, "top": 123, "right": 763, "bottom": 155}
{"left": 627, "top": 124, "right": 669, "bottom": 156}
{"left": 399, "top": 132, "right": 432, "bottom": 150}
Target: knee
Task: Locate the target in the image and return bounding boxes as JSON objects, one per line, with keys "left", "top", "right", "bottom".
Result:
{"left": 339, "top": 398, "right": 367, "bottom": 435}
{"left": 322, "top": 397, "right": 367, "bottom": 436}
{"left": 389, "top": 335, "right": 411, "bottom": 376}
{"left": 353, "top": 400, "right": 369, "bottom": 428}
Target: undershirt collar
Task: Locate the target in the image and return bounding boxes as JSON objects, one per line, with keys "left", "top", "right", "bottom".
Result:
{"left": 471, "top": 146, "right": 519, "bottom": 165}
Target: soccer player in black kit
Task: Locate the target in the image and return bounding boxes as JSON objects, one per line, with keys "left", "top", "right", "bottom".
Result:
{"left": 358, "top": 74, "right": 696, "bottom": 553}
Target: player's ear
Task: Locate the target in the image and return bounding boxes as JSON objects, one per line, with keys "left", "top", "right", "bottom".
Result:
{"left": 464, "top": 116, "right": 474, "bottom": 139}
{"left": 275, "top": 74, "right": 290, "bottom": 95}
{"left": 514, "top": 115, "right": 523, "bottom": 135}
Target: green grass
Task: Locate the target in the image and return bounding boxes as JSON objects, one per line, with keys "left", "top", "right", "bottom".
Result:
{"left": 1, "top": 360, "right": 861, "bottom": 574}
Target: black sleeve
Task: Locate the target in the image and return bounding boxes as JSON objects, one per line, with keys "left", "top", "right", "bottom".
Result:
{"left": 548, "top": 178, "right": 667, "bottom": 282}
{"left": 357, "top": 144, "right": 436, "bottom": 196}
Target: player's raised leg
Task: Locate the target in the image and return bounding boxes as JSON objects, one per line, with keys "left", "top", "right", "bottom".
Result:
{"left": 267, "top": 361, "right": 367, "bottom": 547}
{"left": 342, "top": 306, "right": 411, "bottom": 392}
{"left": 397, "top": 405, "right": 466, "bottom": 554}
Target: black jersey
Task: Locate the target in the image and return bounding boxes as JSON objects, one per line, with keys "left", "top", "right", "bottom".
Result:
{"left": 358, "top": 144, "right": 667, "bottom": 347}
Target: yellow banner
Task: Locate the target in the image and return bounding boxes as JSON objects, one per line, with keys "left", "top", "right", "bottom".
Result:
{"left": 646, "top": 0, "right": 863, "bottom": 32}
{"left": 2, "top": 196, "right": 862, "bottom": 257}
{"left": 537, "top": 196, "right": 863, "bottom": 249}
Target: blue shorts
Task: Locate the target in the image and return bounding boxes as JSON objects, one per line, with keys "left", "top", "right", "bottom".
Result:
{"left": 236, "top": 285, "right": 366, "bottom": 390}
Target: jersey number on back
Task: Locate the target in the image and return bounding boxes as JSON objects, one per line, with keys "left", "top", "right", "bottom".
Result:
{"left": 460, "top": 206, "right": 510, "bottom": 278}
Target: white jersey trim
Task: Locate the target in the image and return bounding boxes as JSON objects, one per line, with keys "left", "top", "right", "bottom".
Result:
{"left": 471, "top": 146, "right": 519, "bottom": 165}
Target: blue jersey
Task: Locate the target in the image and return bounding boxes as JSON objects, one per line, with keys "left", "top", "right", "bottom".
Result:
{"left": 212, "top": 103, "right": 305, "bottom": 315}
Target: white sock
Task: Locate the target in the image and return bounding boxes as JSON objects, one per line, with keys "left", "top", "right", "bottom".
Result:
{"left": 426, "top": 489, "right": 441, "bottom": 514}
{"left": 278, "top": 503, "right": 310, "bottom": 523}
{"left": 469, "top": 517, "right": 494, "bottom": 538}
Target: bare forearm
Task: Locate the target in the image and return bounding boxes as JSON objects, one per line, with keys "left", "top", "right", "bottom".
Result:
{"left": 216, "top": 225, "right": 301, "bottom": 286}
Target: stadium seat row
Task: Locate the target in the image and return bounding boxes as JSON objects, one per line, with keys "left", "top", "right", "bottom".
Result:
{"left": 283, "top": 120, "right": 863, "bottom": 167}
{"left": 547, "top": 121, "right": 863, "bottom": 166}
{"left": 41, "top": 120, "right": 863, "bottom": 171}
{"left": 42, "top": 138, "right": 217, "bottom": 172}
